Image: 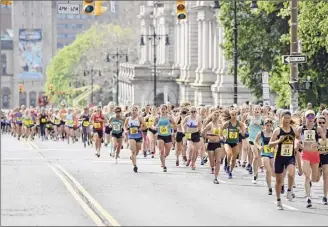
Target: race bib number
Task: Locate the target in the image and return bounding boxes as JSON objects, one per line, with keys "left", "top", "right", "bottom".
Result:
{"left": 93, "top": 123, "right": 101, "bottom": 129}
{"left": 46, "top": 124, "right": 50, "bottom": 128}
{"left": 41, "top": 118, "right": 46, "bottom": 123}
{"left": 83, "top": 121, "right": 90, "bottom": 127}
{"left": 67, "top": 120, "right": 73, "bottom": 125}
{"left": 16, "top": 117, "right": 22, "bottom": 122}
{"left": 223, "top": 129, "right": 228, "bottom": 137}
{"left": 228, "top": 131, "right": 238, "bottom": 139}
{"left": 281, "top": 144, "right": 293, "bottom": 157}
{"left": 130, "top": 127, "right": 138, "bottom": 134}
{"left": 185, "top": 133, "right": 191, "bottom": 140}
{"left": 213, "top": 128, "right": 220, "bottom": 136}
{"left": 303, "top": 130, "right": 316, "bottom": 142}
{"left": 160, "top": 126, "right": 169, "bottom": 134}
{"left": 263, "top": 145, "right": 274, "bottom": 154}
{"left": 318, "top": 139, "right": 328, "bottom": 154}
{"left": 112, "top": 124, "right": 121, "bottom": 131}
{"left": 55, "top": 120, "right": 60, "bottom": 124}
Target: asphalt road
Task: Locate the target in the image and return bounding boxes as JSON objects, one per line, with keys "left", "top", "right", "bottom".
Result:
{"left": 1, "top": 134, "right": 328, "bottom": 226}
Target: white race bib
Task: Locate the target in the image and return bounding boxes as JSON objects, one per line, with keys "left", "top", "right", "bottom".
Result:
{"left": 303, "top": 130, "right": 316, "bottom": 142}
{"left": 112, "top": 123, "right": 121, "bottom": 131}
{"left": 281, "top": 144, "right": 293, "bottom": 157}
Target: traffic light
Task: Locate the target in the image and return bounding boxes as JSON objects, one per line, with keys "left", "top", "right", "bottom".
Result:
{"left": 49, "top": 84, "right": 54, "bottom": 94}
{"left": 176, "top": 1, "right": 187, "bottom": 20}
{"left": 19, "top": 84, "right": 24, "bottom": 93}
{"left": 0, "top": 1, "right": 13, "bottom": 6}
{"left": 94, "top": 1, "right": 107, "bottom": 16}
{"left": 82, "top": 0, "right": 95, "bottom": 14}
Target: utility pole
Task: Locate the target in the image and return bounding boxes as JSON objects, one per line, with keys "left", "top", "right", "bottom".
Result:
{"left": 233, "top": 0, "right": 238, "bottom": 105}
{"left": 106, "top": 49, "right": 128, "bottom": 105}
{"left": 290, "top": 0, "right": 299, "bottom": 112}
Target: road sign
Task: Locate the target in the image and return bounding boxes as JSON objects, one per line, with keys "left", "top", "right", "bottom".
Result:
{"left": 57, "top": 3, "right": 80, "bottom": 14}
{"left": 282, "top": 55, "right": 307, "bottom": 64}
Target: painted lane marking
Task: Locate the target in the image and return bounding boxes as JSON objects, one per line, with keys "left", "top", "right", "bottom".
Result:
{"left": 48, "top": 164, "right": 105, "bottom": 226}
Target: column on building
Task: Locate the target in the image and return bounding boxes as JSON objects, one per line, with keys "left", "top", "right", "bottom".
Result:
{"left": 182, "top": 5, "right": 198, "bottom": 103}
{"left": 191, "top": 6, "right": 216, "bottom": 105}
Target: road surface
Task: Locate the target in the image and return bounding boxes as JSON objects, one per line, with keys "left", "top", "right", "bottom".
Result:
{"left": 1, "top": 134, "right": 328, "bottom": 226}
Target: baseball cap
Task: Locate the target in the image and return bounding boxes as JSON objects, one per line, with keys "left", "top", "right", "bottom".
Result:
{"left": 305, "top": 110, "right": 315, "bottom": 117}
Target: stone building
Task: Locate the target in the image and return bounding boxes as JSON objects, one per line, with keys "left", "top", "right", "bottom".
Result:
{"left": 119, "top": 1, "right": 255, "bottom": 107}
{"left": 10, "top": 1, "right": 57, "bottom": 107}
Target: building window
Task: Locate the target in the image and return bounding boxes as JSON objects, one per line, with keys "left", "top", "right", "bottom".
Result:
{"left": 57, "top": 33, "right": 66, "bottom": 39}
{"left": 57, "top": 43, "right": 64, "bottom": 49}
{"left": 1, "top": 54, "right": 6, "bottom": 74}
{"left": 66, "top": 34, "right": 75, "bottom": 39}
{"left": 56, "top": 14, "right": 66, "bottom": 19}
{"left": 57, "top": 24, "right": 66, "bottom": 29}
{"left": 66, "top": 14, "right": 75, "bottom": 19}
{"left": 67, "top": 24, "right": 83, "bottom": 29}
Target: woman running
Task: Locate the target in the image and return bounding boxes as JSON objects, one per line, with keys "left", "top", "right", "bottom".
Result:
{"left": 222, "top": 109, "right": 246, "bottom": 179}
{"left": 109, "top": 106, "right": 125, "bottom": 163}
{"left": 254, "top": 118, "right": 275, "bottom": 193}
{"left": 269, "top": 110, "right": 302, "bottom": 210}
{"left": 202, "top": 110, "right": 225, "bottom": 184}
{"left": 124, "top": 105, "right": 146, "bottom": 172}
{"left": 90, "top": 105, "right": 105, "bottom": 157}
{"left": 146, "top": 106, "right": 158, "bottom": 158}
{"left": 248, "top": 105, "right": 263, "bottom": 183}
{"left": 297, "top": 110, "right": 326, "bottom": 208}
{"left": 153, "top": 104, "right": 175, "bottom": 172}
{"left": 175, "top": 107, "right": 188, "bottom": 166}
{"left": 182, "top": 106, "right": 202, "bottom": 170}
{"left": 317, "top": 115, "right": 328, "bottom": 205}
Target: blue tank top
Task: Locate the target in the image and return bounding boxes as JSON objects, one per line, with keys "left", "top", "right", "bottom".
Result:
{"left": 249, "top": 116, "right": 262, "bottom": 142}
{"left": 127, "top": 118, "right": 142, "bottom": 139}
{"left": 157, "top": 116, "right": 171, "bottom": 136}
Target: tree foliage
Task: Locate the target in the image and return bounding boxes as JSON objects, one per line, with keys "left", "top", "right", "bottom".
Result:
{"left": 45, "top": 24, "right": 136, "bottom": 105}
{"left": 219, "top": 0, "right": 328, "bottom": 108}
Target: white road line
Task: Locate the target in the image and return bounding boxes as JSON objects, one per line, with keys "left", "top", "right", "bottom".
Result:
{"left": 270, "top": 201, "right": 299, "bottom": 211}
{"left": 55, "top": 164, "right": 121, "bottom": 227}
{"left": 48, "top": 164, "right": 105, "bottom": 226}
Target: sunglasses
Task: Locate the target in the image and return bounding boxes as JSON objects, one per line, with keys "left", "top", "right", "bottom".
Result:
{"left": 318, "top": 121, "right": 326, "bottom": 125}
{"left": 265, "top": 120, "right": 273, "bottom": 124}
{"left": 306, "top": 114, "right": 315, "bottom": 119}
{"left": 173, "top": 110, "right": 179, "bottom": 112}
{"left": 115, "top": 111, "right": 121, "bottom": 113}
{"left": 191, "top": 111, "right": 196, "bottom": 113}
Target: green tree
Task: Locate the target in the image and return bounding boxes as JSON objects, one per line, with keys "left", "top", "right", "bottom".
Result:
{"left": 219, "top": 1, "right": 328, "bottom": 108}
{"left": 219, "top": 1, "right": 289, "bottom": 105}
{"left": 297, "top": 1, "right": 328, "bottom": 108}
{"left": 45, "top": 24, "right": 135, "bottom": 105}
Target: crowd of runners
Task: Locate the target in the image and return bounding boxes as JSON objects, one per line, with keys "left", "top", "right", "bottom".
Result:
{"left": 1, "top": 101, "right": 328, "bottom": 210}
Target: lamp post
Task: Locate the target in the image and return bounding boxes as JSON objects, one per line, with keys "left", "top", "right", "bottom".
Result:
{"left": 84, "top": 69, "right": 101, "bottom": 105}
{"left": 213, "top": 0, "right": 258, "bottom": 105}
{"left": 140, "top": 31, "right": 169, "bottom": 106}
{"left": 106, "top": 49, "right": 128, "bottom": 105}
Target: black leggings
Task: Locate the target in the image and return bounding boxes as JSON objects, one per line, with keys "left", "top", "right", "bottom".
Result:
{"left": 40, "top": 124, "right": 46, "bottom": 137}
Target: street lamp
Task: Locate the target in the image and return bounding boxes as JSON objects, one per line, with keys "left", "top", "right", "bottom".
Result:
{"left": 106, "top": 49, "right": 129, "bottom": 105}
{"left": 213, "top": 0, "right": 258, "bottom": 105}
{"left": 140, "top": 31, "right": 170, "bottom": 106}
{"left": 84, "top": 69, "right": 101, "bottom": 105}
